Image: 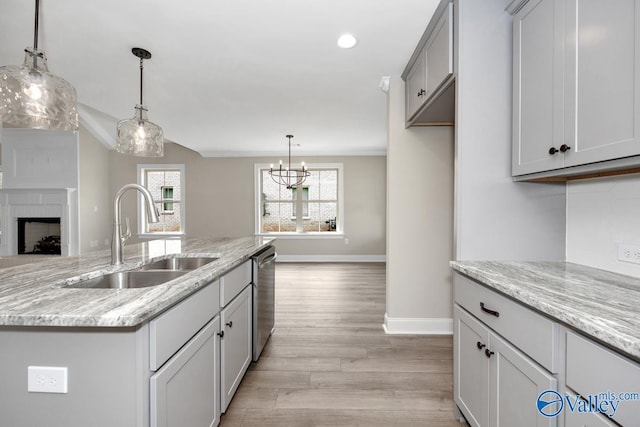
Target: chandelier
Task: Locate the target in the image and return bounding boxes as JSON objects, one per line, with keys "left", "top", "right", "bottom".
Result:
{"left": 269, "top": 134, "right": 310, "bottom": 189}
{"left": 116, "top": 47, "right": 164, "bottom": 157}
{"left": 0, "top": 0, "right": 78, "bottom": 131}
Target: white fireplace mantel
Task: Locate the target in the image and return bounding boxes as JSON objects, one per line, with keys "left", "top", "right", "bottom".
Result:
{"left": 0, "top": 188, "right": 78, "bottom": 256}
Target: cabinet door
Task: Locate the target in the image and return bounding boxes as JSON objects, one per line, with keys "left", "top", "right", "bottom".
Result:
{"left": 489, "top": 334, "right": 556, "bottom": 427}
{"left": 454, "top": 305, "right": 490, "bottom": 427}
{"left": 565, "top": 408, "right": 617, "bottom": 427}
{"left": 563, "top": 0, "right": 640, "bottom": 166}
{"left": 405, "top": 50, "right": 427, "bottom": 120}
{"left": 150, "top": 316, "right": 221, "bottom": 427}
{"left": 220, "top": 285, "right": 252, "bottom": 412}
{"left": 512, "top": 0, "right": 565, "bottom": 176}
{"left": 425, "top": 2, "right": 453, "bottom": 99}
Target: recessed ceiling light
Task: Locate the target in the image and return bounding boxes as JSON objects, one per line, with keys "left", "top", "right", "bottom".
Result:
{"left": 337, "top": 33, "right": 357, "bottom": 49}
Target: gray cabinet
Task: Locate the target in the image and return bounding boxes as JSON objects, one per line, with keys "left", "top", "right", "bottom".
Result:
{"left": 512, "top": 0, "right": 640, "bottom": 178}
{"left": 454, "top": 274, "right": 557, "bottom": 427}
{"left": 454, "top": 306, "right": 556, "bottom": 427}
{"left": 403, "top": 0, "right": 454, "bottom": 125}
{"left": 220, "top": 285, "right": 252, "bottom": 412}
{"left": 148, "top": 282, "right": 221, "bottom": 427}
{"left": 150, "top": 316, "right": 221, "bottom": 427}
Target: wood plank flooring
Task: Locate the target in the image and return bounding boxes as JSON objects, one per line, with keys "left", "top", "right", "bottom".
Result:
{"left": 219, "top": 263, "right": 461, "bottom": 426}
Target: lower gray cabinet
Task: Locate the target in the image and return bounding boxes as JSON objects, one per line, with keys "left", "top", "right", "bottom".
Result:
{"left": 150, "top": 316, "right": 221, "bottom": 427}
{"left": 454, "top": 305, "right": 556, "bottom": 427}
{"left": 220, "top": 285, "right": 252, "bottom": 412}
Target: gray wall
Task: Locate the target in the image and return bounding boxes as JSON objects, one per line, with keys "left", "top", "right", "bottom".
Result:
{"left": 78, "top": 126, "right": 112, "bottom": 254}
{"left": 108, "top": 142, "right": 386, "bottom": 257}
{"left": 385, "top": 76, "right": 455, "bottom": 334}
{"left": 454, "top": 0, "right": 566, "bottom": 261}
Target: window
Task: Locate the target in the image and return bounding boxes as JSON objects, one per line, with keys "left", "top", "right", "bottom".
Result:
{"left": 138, "top": 164, "right": 185, "bottom": 236}
{"left": 255, "top": 163, "right": 343, "bottom": 235}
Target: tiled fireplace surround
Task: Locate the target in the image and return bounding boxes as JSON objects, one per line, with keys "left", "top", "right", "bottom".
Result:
{"left": 0, "top": 129, "right": 79, "bottom": 256}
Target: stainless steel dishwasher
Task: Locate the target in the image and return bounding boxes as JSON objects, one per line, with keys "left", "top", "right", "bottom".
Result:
{"left": 252, "top": 245, "right": 276, "bottom": 361}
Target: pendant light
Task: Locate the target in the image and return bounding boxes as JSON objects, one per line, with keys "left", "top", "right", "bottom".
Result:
{"left": 0, "top": 0, "right": 78, "bottom": 131}
{"left": 269, "top": 135, "right": 310, "bottom": 189}
{"left": 116, "top": 47, "right": 164, "bottom": 157}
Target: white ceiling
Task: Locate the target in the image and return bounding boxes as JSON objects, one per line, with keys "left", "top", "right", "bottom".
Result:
{"left": 0, "top": 0, "right": 439, "bottom": 157}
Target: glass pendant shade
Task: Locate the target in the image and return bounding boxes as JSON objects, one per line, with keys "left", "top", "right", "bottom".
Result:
{"left": 0, "top": 48, "right": 78, "bottom": 131}
{"left": 116, "top": 105, "right": 164, "bottom": 157}
{"left": 116, "top": 47, "right": 164, "bottom": 157}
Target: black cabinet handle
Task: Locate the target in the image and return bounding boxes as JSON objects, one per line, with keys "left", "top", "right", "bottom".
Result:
{"left": 217, "top": 331, "right": 224, "bottom": 338}
{"left": 226, "top": 321, "right": 233, "bottom": 328}
{"left": 476, "top": 341, "right": 486, "bottom": 350}
{"left": 480, "top": 302, "right": 500, "bottom": 317}
{"left": 417, "top": 89, "right": 426, "bottom": 97}
{"left": 485, "top": 349, "right": 495, "bottom": 358}
{"left": 560, "top": 144, "right": 571, "bottom": 152}
{"left": 548, "top": 147, "right": 559, "bottom": 155}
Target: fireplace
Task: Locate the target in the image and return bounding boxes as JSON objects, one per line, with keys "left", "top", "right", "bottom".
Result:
{"left": 0, "top": 188, "right": 78, "bottom": 256}
{"left": 17, "top": 217, "right": 62, "bottom": 255}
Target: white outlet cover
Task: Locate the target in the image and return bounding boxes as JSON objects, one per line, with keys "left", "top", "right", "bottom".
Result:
{"left": 27, "top": 366, "right": 68, "bottom": 393}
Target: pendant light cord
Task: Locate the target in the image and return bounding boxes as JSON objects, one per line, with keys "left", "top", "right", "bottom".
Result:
{"left": 139, "top": 56, "right": 144, "bottom": 121}
{"left": 33, "top": 0, "right": 39, "bottom": 50}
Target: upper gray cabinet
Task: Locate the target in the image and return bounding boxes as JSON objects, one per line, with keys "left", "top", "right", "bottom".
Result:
{"left": 512, "top": 0, "right": 640, "bottom": 179}
{"left": 403, "top": 0, "right": 455, "bottom": 126}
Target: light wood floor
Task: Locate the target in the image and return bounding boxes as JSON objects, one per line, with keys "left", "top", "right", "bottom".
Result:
{"left": 220, "top": 263, "right": 461, "bottom": 427}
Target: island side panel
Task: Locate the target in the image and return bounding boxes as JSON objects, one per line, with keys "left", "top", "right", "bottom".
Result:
{"left": 0, "top": 325, "right": 150, "bottom": 427}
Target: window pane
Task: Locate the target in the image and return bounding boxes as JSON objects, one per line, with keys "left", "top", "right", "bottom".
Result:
{"left": 319, "top": 170, "right": 338, "bottom": 200}
{"left": 148, "top": 202, "right": 181, "bottom": 232}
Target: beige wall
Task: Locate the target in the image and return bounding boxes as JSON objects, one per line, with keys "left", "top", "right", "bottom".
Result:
{"left": 108, "top": 142, "right": 386, "bottom": 257}
{"left": 78, "top": 126, "right": 112, "bottom": 254}
{"left": 385, "top": 76, "right": 455, "bottom": 334}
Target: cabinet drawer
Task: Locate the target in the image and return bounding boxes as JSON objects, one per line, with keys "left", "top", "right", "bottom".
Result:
{"left": 454, "top": 273, "right": 558, "bottom": 372}
{"left": 220, "top": 260, "right": 252, "bottom": 307}
{"left": 149, "top": 281, "right": 219, "bottom": 371}
{"left": 566, "top": 331, "right": 640, "bottom": 427}
{"left": 565, "top": 402, "right": 617, "bottom": 427}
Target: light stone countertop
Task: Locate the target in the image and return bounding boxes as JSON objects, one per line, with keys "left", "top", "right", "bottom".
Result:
{"left": 450, "top": 261, "right": 640, "bottom": 361}
{"left": 0, "top": 236, "right": 273, "bottom": 328}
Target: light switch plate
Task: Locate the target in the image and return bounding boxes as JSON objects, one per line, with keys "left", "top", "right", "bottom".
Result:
{"left": 27, "top": 366, "right": 68, "bottom": 393}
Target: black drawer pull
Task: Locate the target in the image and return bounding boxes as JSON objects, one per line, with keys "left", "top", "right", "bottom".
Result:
{"left": 226, "top": 321, "right": 233, "bottom": 328}
{"left": 476, "top": 341, "right": 486, "bottom": 350}
{"left": 480, "top": 302, "right": 500, "bottom": 317}
{"left": 217, "top": 331, "right": 224, "bottom": 338}
{"left": 485, "top": 349, "right": 495, "bottom": 358}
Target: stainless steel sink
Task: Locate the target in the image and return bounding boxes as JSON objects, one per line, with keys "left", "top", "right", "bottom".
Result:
{"left": 138, "top": 256, "right": 218, "bottom": 271}
{"left": 65, "top": 270, "right": 188, "bottom": 289}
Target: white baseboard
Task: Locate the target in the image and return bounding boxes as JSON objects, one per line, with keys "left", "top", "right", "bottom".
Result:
{"left": 382, "top": 313, "right": 453, "bottom": 335}
{"left": 276, "top": 254, "right": 386, "bottom": 263}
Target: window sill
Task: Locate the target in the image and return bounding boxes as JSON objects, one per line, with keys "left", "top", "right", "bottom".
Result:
{"left": 256, "top": 232, "right": 344, "bottom": 240}
{"left": 139, "top": 232, "right": 185, "bottom": 240}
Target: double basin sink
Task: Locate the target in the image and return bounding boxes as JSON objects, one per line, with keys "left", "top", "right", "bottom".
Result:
{"left": 65, "top": 257, "right": 218, "bottom": 289}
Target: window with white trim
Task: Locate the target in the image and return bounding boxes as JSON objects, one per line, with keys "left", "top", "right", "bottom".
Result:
{"left": 256, "top": 163, "right": 343, "bottom": 235}
{"left": 138, "top": 164, "right": 185, "bottom": 236}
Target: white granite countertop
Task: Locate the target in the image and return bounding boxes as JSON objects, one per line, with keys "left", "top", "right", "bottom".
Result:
{"left": 0, "top": 236, "right": 273, "bottom": 328}
{"left": 450, "top": 261, "right": 640, "bottom": 361}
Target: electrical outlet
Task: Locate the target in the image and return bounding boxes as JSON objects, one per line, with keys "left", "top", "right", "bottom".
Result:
{"left": 28, "top": 366, "right": 68, "bottom": 393}
{"left": 617, "top": 243, "right": 640, "bottom": 265}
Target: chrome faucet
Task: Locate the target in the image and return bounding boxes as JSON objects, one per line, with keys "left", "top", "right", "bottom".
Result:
{"left": 111, "top": 183, "right": 160, "bottom": 265}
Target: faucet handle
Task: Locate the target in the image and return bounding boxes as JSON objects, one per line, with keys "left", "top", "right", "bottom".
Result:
{"left": 121, "top": 217, "right": 132, "bottom": 242}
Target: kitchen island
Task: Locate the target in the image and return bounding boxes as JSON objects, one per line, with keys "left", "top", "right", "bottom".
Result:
{"left": 0, "top": 236, "right": 273, "bottom": 427}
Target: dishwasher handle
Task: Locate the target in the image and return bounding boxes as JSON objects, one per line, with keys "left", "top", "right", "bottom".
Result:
{"left": 258, "top": 252, "right": 277, "bottom": 268}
